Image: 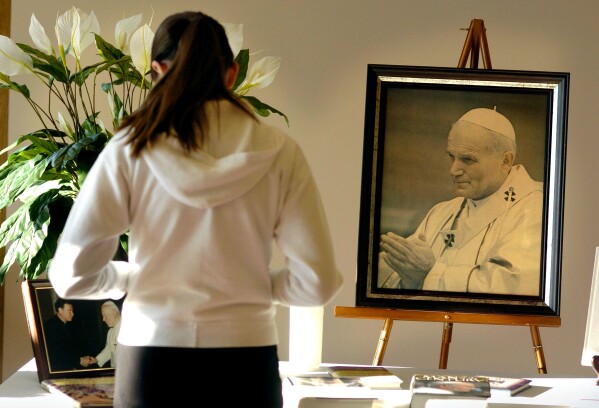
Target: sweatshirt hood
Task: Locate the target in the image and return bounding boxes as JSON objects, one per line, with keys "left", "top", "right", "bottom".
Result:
{"left": 141, "top": 99, "right": 285, "bottom": 209}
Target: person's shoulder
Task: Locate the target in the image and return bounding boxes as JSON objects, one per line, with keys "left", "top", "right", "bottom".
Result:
{"left": 510, "top": 164, "right": 543, "bottom": 195}
{"left": 44, "top": 315, "right": 59, "bottom": 330}
{"left": 228, "top": 101, "right": 305, "bottom": 162}
{"left": 95, "top": 128, "right": 136, "bottom": 164}
{"left": 251, "top": 118, "right": 301, "bottom": 155}
{"left": 108, "top": 128, "right": 134, "bottom": 149}
{"left": 44, "top": 314, "right": 56, "bottom": 323}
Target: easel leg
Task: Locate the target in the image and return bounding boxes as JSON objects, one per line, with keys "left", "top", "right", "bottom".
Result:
{"left": 373, "top": 318, "right": 393, "bottom": 366}
{"left": 439, "top": 322, "right": 453, "bottom": 369}
{"left": 530, "top": 325, "right": 547, "bottom": 374}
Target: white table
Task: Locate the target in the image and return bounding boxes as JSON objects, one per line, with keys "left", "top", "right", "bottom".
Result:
{"left": 0, "top": 359, "right": 70, "bottom": 407}
{"left": 282, "top": 362, "right": 599, "bottom": 408}
{"left": 2, "top": 360, "right": 599, "bottom": 407}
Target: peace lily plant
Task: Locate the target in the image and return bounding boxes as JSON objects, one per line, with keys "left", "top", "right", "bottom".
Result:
{"left": 0, "top": 7, "right": 287, "bottom": 283}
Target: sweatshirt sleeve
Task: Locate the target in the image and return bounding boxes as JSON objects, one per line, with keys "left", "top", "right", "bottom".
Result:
{"left": 49, "top": 136, "right": 134, "bottom": 300}
{"left": 270, "top": 141, "right": 343, "bottom": 306}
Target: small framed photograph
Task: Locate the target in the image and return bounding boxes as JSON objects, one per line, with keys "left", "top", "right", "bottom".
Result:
{"left": 356, "top": 65, "right": 569, "bottom": 316}
{"left": 21, "top": 279, "right": 122, "bottom": 381}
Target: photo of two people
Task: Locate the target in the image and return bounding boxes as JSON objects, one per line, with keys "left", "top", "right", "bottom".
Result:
{"left": 26, "top": 282, "right": 123, "bottom": 377}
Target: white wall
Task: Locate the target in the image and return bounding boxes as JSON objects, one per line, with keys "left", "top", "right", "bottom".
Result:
{"left": 4, "top": 0, "right": 599, "bottom": 381}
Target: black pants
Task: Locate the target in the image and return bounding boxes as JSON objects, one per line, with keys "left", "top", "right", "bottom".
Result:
{"left": 114, "top": 344, "right": 283, "bottom": 408}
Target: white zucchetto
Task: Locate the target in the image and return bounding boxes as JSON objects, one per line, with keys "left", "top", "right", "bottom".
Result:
{"left": 457, "top": 107, "right": 516, "bottom": 141}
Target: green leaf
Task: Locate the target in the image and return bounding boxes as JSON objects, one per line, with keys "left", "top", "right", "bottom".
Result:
{"left": 115, "top": 233, "right": 129, "bottom": 261}
{"left": 24, "top": 253, "right": 49, "bottom": 280}
{"left": 0, "top": 157, "right": 48, "bottom": 209}
{"left": 95, "top": 34, "right": 125, "bottom": 62}
{"left": 25, "top": 192, "right": 75, "bottom": 280}
{"left": 18, "top": 179, "right": 64, "bottom": 203}
{"left": 15, "top": 220, "right": 47, "bottom": 277}
{"left": 48, "top": 133, "right": 108, "bottom": 171}
{"left": 17, "top": 43, "right": 71, "bottom": 83}
{"left": 81, "top": 113, "right": 102, "bottom": 137}
{"left": 0, "top": 129, "right": 63, "bottom": 157}
{"left": 17, "top": 43, "right": 58, "bottom": 65}
{"left": 95, "top": 35, "right": 144, "bottom": 90}
{"left": 31, "top": 60, "right": 69, "bottom": 83}
{"left": 25, "top": 134, "right": 61, "bottom": 154}
{"left": 0, "top": 238, "right": 18, "bottom": 284}
{"left": 25, "top": 190, "right": 57, "bottom": 275}
{"left": 233, "top": 49, "right": 249, "bottom": 90}
{"left": 111, "top": 66, "right": 151, "bottom": 89}
{"left": 107, "top": 91, "right": 124, "bottom": 128}
{"left": 73, "top": 62, "right": 103, "bottom": 86}
{"left": 101, "top": 82, "right": 113, "bottom": 93}
{"left": 241, "top": 95, "right": 289, "bottom": 125}
{"left": 29, "top": 189, "right": 57, "bottom": 230}
{"left": 96, "top": 56, "right": 131, "bottom": 75}
{"left": 0, "top": 73, "right": 30, "bottom": 98}
{"left": 28, "top": 237, "right": 54, "bottom": 279}
{"left": 94, "top": 47, "right": 151, "bottom": 90}
{"left": 10, "top": 188, "right": 69, "bottom": 281}
{"left": 0, "top": 204, "right": 30, "bottom": 248}
{"left": 75, "top": 149, "right": 100, "bottom": 186}
{"left": 0, "top": 148, "right": 35, "bottom": 170}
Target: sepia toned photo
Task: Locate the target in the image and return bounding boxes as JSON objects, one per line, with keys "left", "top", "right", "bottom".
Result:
{"left": 22, "top": 279, "right": 122, "bottom": 381}
{"left": 356, "top": 65, "right": 569, "bottom": 316}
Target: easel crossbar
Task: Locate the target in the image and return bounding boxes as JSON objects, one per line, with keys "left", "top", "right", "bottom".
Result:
{"left": 335, "top": 306, "right": 561, "bottom": 327}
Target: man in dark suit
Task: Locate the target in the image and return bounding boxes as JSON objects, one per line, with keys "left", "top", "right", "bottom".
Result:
{"left": 43, "top": 298, "right": 92, "bottom": 371}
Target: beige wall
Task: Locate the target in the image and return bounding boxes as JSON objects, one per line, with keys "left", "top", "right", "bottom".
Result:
{"left": 4, "top": 0, "right": 599, "bottom": 381}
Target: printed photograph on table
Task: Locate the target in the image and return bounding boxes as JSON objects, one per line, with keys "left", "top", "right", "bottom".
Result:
{"left": 41, "top": 377, "right": 114, "bottom": 407}
{"left": 409, "top": 374, "right": 491, "bottom": 408}
{"left": 22, "top": 279, "right": 123, "bottom": 382}
{"left": 356, "top": 65, "right": 569, "bottom": 316}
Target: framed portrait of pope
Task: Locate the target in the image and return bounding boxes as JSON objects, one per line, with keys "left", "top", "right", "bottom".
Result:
{"left": 355, "top": 65, "right": 569, "bottom": 316}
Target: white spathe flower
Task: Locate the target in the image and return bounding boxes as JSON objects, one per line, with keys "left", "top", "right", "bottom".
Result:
{"left": 55, "top": 7, "right": 80, "bottom": 56}
{"left": 95, "top": 118, "right": 106, "bottom": 133}
{"left": 79, "top": 11, "right": 100, "bottom": 55}
{"left": 130, "top": 24, "right": 154, "bottom": 76}
{"left": 0, "top": 35, "right": 34, "bottom": 76}
{"left": 107, "top": 93, "right": 116, "bottom": 118}
{"left": 29, "top": 14, "right": 53, "bottom": 55}
{"left": 57, "top": 111, "right": 74, "bottom": 138}
{"left": 55, "top": 7, "right": 100, "bottom": 60}
{"left": 107, "top": 93, "right": 125, "bottom": 123}
{"left": 239, "top": 56, "right": 281, "bottom": 91}
{"left": 223, "top": 23, "right": 243, "bottom": 58}
{"left": 115, "top": 14, "right": 142, "bottom": 53}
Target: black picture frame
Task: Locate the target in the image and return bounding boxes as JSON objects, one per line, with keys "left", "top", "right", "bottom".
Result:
{"left": 21, "top": 279, "right": 121, "bottom": 382}
{"left": 356, "top": 65, "right": 569, "bottom": 316}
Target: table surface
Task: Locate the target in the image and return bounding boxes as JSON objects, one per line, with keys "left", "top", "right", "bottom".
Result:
{"left": 2, "top": 359, "right": 599, "bottom": 407}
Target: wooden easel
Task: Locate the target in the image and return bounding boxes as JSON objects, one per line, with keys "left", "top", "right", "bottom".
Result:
{"left": 457, "top": 19, "right": 492, "bottom": 69}
{"left": 335, "top": 19, "right": 562, "bottom": 374}
{"left": 335, "top": 306, "right": 560, "bottom": 374}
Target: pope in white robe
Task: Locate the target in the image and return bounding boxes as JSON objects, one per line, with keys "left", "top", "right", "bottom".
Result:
{"left": 378, "top": 108, "right": 543, "bottom": 296}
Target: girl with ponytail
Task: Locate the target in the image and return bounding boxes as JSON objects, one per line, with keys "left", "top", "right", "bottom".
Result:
{"left": 49, "top": 11, "right": 342, "bottom": 408}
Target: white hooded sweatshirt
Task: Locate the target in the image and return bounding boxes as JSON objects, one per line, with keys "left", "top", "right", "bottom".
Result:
{"left": 49, "top": 100, "right": 343, "bottom": 348}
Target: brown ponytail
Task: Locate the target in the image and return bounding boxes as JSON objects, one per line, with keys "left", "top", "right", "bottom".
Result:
{"left": 118, "top": 11, "right": 254, "bottom": 157}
